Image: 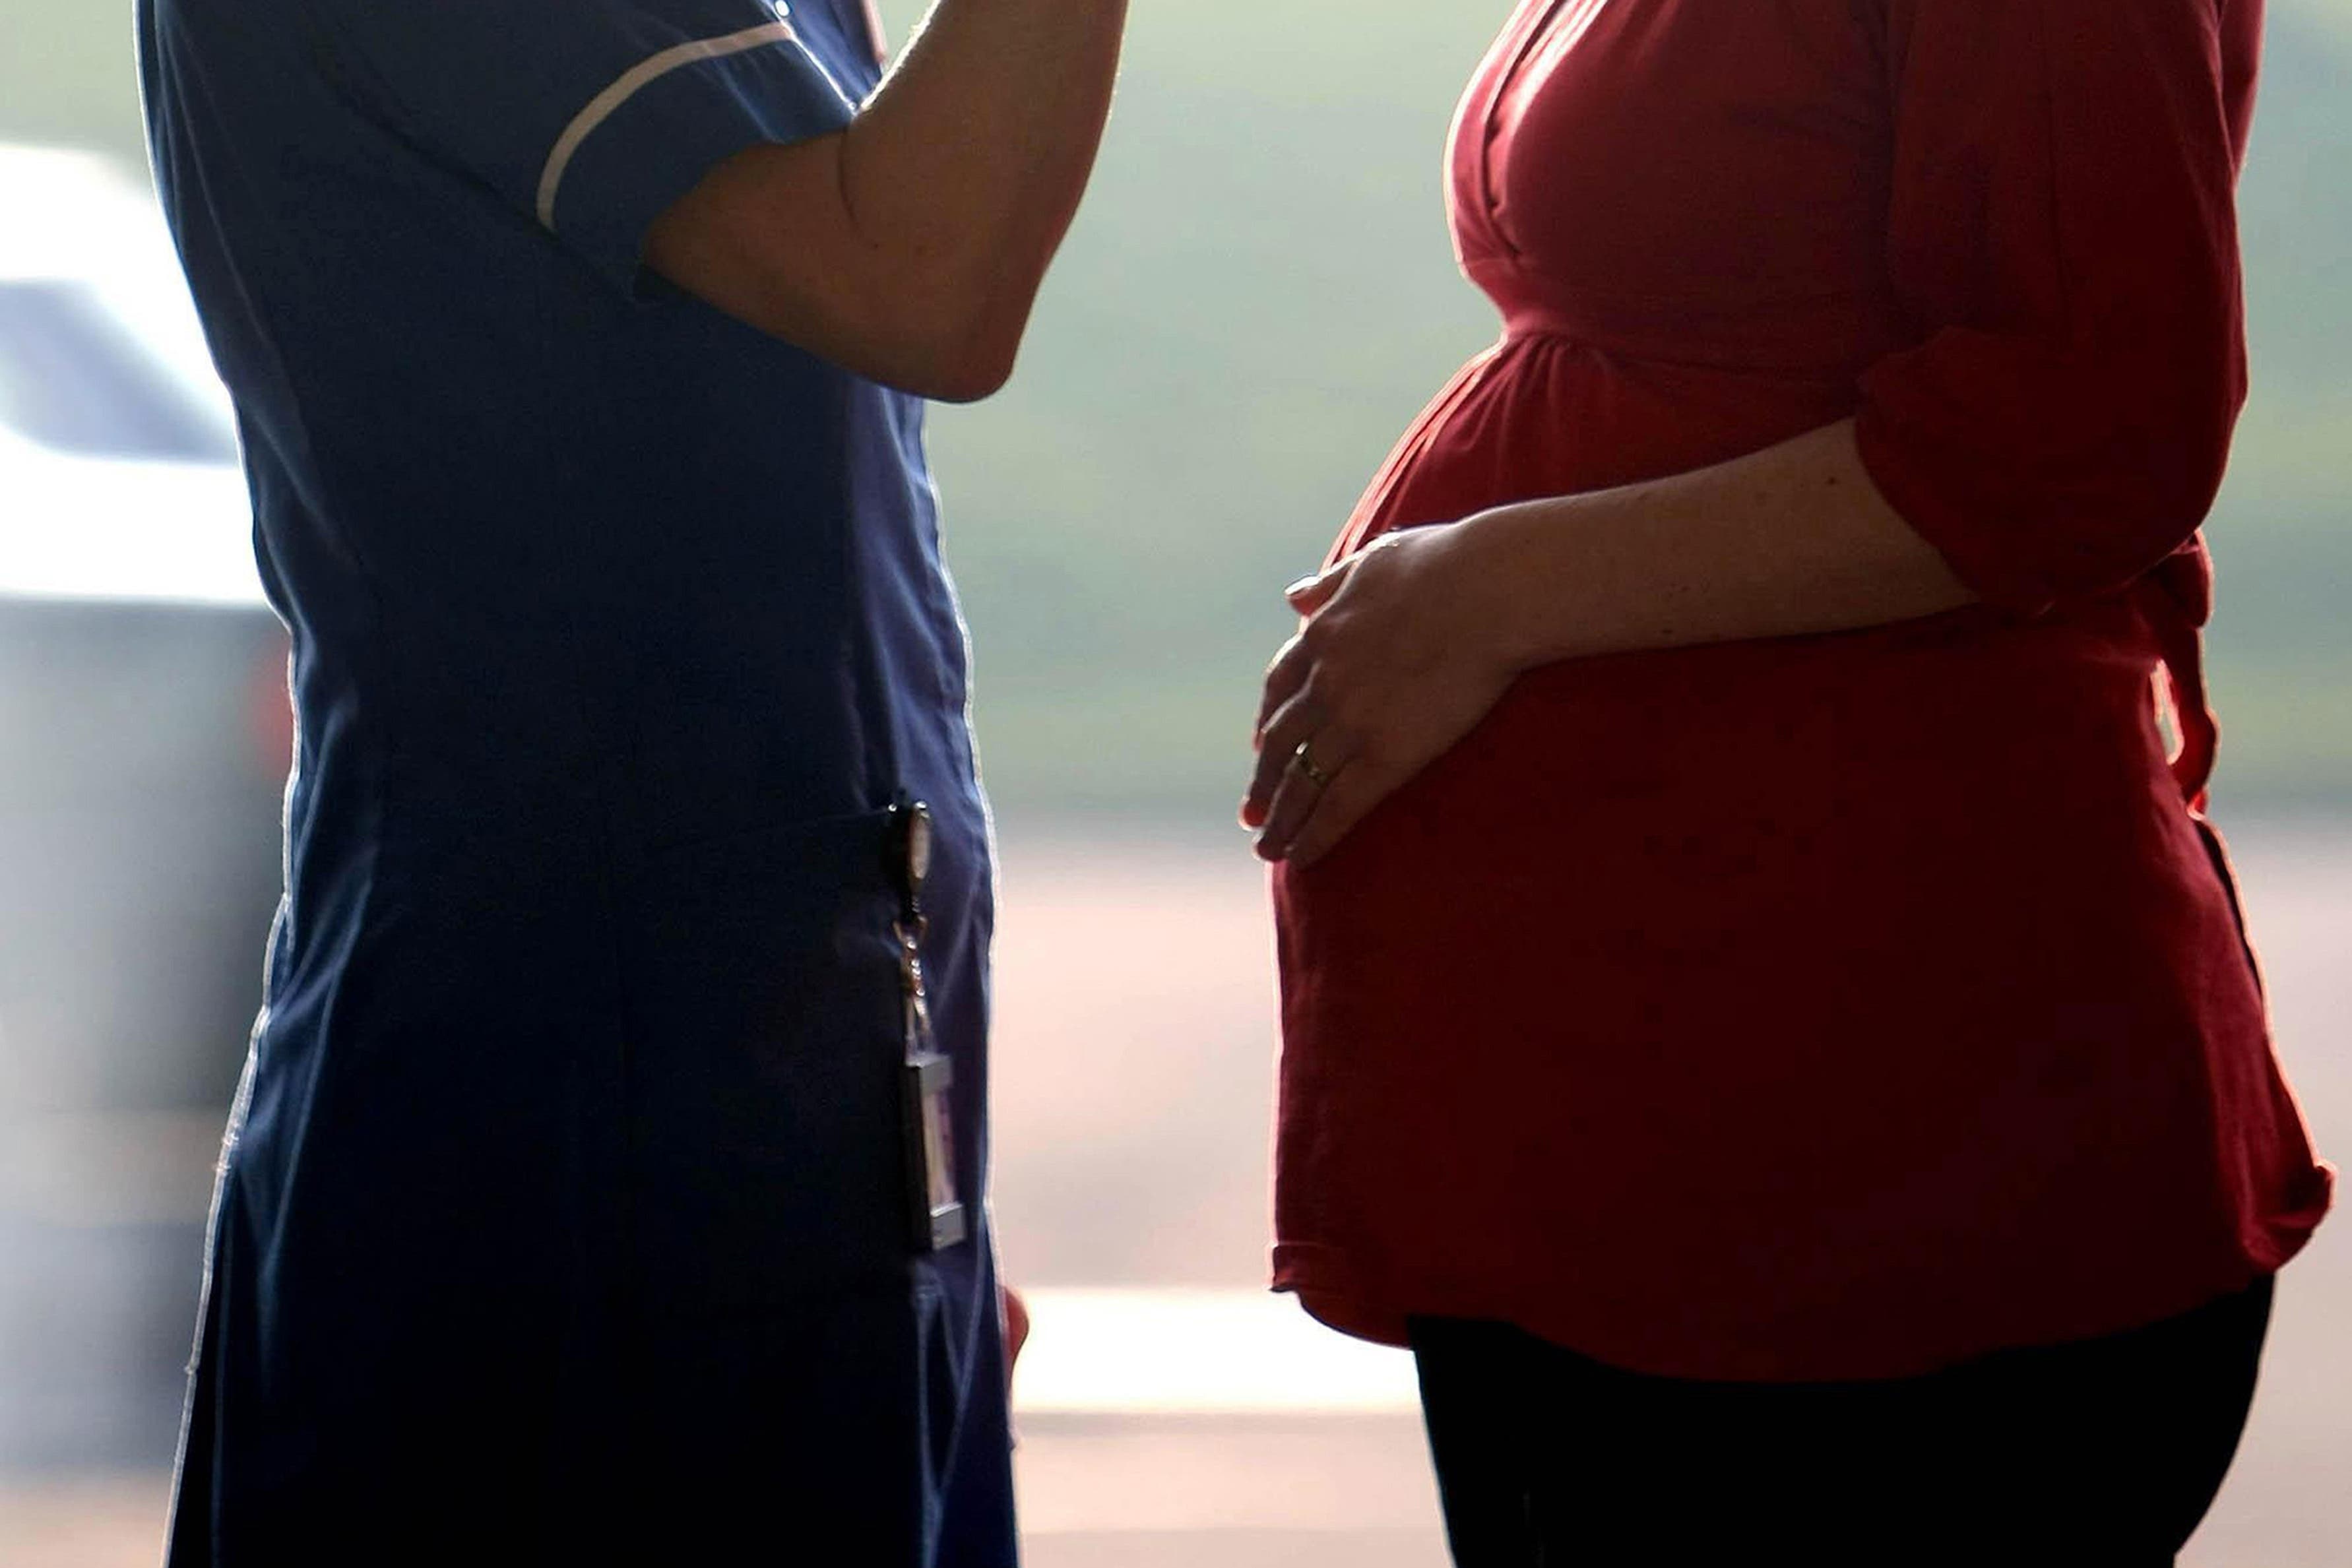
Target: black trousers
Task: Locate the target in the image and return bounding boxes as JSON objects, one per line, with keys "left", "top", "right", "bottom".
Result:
{"left": 1407, "top": 1276, "right": 2273, "bottom": 1567}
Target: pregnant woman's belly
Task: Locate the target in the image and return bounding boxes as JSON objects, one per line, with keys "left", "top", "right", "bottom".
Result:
{"left": 1267, "top": 334, "right": 2303, "bottom": 1380}
{"left": 1327, "top": 330, "right": 2092, "bottom": 821}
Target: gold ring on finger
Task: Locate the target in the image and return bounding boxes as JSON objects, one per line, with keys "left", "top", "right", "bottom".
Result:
{"left": 1292, "top": 739, "right": 1335, "bottom": 790}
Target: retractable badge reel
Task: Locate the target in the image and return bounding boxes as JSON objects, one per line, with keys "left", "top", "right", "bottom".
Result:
{"left": 891, "top": 800, "right": 969, "bottom": 1252}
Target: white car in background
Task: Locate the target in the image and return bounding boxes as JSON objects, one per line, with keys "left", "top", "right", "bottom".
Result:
{"left": 0, "top": 142, "right": 286, "bottom": 1467}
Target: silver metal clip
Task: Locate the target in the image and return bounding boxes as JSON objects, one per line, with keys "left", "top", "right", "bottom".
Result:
{"left": 891, "top": 800, "right": 967, "bottom": 1252}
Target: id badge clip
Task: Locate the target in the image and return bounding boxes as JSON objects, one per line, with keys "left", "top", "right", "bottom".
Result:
{"left": 891, "top": 800, "right": 968, "bottom": 1253}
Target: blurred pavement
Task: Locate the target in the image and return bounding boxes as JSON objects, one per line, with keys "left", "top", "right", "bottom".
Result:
{"left": 3, "top": 817, "right": 2346, "bottom": 1565}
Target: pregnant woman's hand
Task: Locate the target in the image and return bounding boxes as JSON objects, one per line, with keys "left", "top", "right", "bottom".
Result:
{"left": 1244, "top": 523, "right": 1522, "bottom": 867}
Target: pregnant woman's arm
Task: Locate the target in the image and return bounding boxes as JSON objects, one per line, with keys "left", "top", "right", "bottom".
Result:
{"left": 1248, "top": 0, "right": 2250, "bottom": 867}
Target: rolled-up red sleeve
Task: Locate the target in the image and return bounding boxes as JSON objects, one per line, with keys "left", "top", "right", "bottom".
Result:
{"left": 1853, "top": 0, "right": 2252, "bottom": 615}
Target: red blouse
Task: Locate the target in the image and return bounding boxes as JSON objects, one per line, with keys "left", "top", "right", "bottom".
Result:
{"left": 1270, "top": 0, "right": 2332, "bottom": 1381}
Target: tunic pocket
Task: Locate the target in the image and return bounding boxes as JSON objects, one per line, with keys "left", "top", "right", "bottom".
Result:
{"left": 612, "top": 805, "right": 910, "bottom": 1312}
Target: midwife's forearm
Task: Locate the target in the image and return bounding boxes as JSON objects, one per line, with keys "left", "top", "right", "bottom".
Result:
{"left": 842, "top": 0, "right": 1128, "bottom": 386}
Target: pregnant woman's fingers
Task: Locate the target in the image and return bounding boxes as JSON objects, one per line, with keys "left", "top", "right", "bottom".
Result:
{"left": 1244, "top": 687, "right": 1325, "bottom": 829}
{"left": 1253, "top": 753, "right": 1321, "bottom": 861}
{"left": 1254, "top": 632, "right": 1312, "bottom": 747}
{"left": 1253, "top": 724, "right": 1361, "bottom": 860}
{"left": 1249, "top": 524, "right": 1524, "bottom": 865}
{"left": 1282, "top": 654, "right": 1515, "bottom": 866}
{"left": 1284, "top": 558, "right": 1356, "bottom": 616}
{"left": 1280, "top": 763, "right": 1391, "bottom": 869}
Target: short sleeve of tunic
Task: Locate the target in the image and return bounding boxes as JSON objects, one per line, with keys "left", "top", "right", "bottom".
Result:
{"left": 309, "top": 0, "right": 859, "bottom": 295}
{"left": 1853, "top": 0, "right": 2253, "bottom": 615}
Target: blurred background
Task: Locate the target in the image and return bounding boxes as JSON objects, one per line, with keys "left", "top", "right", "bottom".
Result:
{"left": 1, "top": 0, "right": 2346, "bottom": 1563}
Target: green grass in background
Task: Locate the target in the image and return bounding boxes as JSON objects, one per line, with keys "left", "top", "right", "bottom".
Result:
{"left": 7, "top": 0, "right": 2345, "bottom": 822}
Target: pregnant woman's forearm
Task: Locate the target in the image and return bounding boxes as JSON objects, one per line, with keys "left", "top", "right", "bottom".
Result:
{"left": 1453, "top": 420, "right": 1978, "bottom": 671}
{"left": 647, "top": 0, "right": 1128, "bottom": 400}
{"left": 1247, "top": 420, "right": 1979, "bottom": 862}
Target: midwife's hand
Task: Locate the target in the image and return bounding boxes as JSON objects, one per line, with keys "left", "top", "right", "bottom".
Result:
{"left": 1244, "top": 523, "right": 1523, "bottom": 867}
{"left": 1001, "top": 1284, "right": 1030, "bottom": 1391}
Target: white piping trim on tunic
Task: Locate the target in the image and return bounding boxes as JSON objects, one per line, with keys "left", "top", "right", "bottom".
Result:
{"left": 534, "top": 20, "right": 801, "bottom": 230}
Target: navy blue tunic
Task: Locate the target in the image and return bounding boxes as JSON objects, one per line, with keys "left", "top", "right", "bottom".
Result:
{"left": 138, "top": 1, "right": 1014, "bottom": 1560}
